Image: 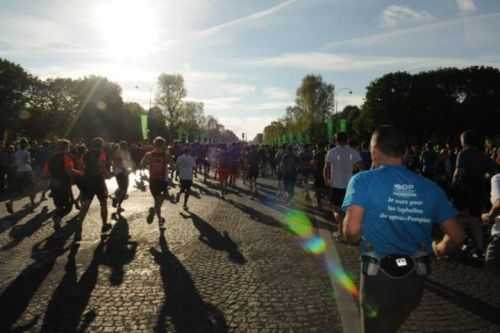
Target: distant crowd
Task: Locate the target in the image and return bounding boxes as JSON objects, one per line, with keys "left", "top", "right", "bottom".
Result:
{"left": 1, "top": 130, "right": 499, "bottom": 268}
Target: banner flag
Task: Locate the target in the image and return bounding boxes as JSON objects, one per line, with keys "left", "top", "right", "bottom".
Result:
{"left": 140, "top": 114, "right": 148, "bottom": 140}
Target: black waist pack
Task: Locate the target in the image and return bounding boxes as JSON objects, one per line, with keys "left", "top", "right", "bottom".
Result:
{"left": 380, "top": 255, "right": 415, "bottom": 278}
{"left": 362, "top": 254, "right": 430, "bottom": 278}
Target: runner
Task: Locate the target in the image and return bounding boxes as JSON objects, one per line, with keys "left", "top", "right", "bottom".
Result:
{"left": 218, "top": 145, "right": 231, "bottom": 197}
{"left": 5, "top": 138, "right": 36, "bottom": 213}
{"left": 175, "top": 147, "right": 196, "bottom": 210}
{"left": 72, "top": 143, "right": 87, "bottom": 210}
{"left": 141, "top": 137, "right": 173, "bottom": 229}
{"left": 324, "top": 133, "right": 363, "bottom": 239}
{"left": 300, "top": 144, "right": 314, "bottom": 202}
{"left": 45, "top": 139, "right": 82, "bottom": 225}
{"left": 246, "top": 145, "right": 260, "bottom": 197}
{"left": 111, "top": 141, "right": 132, "bottom": 214}
{"left": 313, "top": 145, "right": 326, "bottom": 209}
{"left": 280, "top": 145, "right": 299, "bottom": 204}
{"left": 77, "top": 137, "right": 111, "bottom": 234}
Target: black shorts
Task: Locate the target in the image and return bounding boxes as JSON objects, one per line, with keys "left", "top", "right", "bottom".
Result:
{"left": 16, "top": 171, "right": 34, "bottom": 194}
{"left": 486, "top": 235, "right": 500, "bottom": 270}
{"left": 302, "top": 168, "right": 312, "bottom": 178}
{"left": 81, "top": 178, "right": 108, "bottom": 202}
{"left": 150, "top": 179, "right": 168, "bottom": 197}
{"left": 453, "top": 186, "right": 483, "bottom": 217}
{"left": 180, "top": 179, "right": 193, "bottom": 192}
{"left": 51, "top": 183, "right": 73, "bottom": 215}
{"left": 248, "top": 166, "right": 259, "bottom": 179}
{"left": 330, "top": 188, "right": 346, "bottom": 207}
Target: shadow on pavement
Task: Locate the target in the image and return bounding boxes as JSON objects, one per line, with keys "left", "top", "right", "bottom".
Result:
{"left": 0, "top": 205, "right": 36, "bottom": 235}
{"left": 41, "top": 240, "right": 104, "bottom": 333}
{"left": 150, "top": 232, "right": 229, "bottom": 333}
{"left": 0, "top": 217, "right": 82, "bottom": 331}
{"left": 1, "top": 206, "right": 53, "bottom": 251}
{"left": 181, "top": 211, "right": 247, "bottom": 265}
{"left": 101, "top": 215, "right": 137, "bottom": 286}
{"left": 227, "top": 199, "right": 284, "bottom": 230}
{"left": 425, "top": 278, "right": 500, "bottom": 324}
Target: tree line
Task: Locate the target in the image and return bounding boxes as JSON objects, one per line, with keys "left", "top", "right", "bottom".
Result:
{"left": 0, "top": 58, "right": 238, "bottom": 144}
{"left": 263, "top": 66, "right": 500, "bottom": 146}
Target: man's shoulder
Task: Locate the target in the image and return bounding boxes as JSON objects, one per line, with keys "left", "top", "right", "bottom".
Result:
{"left": 492, "top": 173, "right": 500, "bottom": 184}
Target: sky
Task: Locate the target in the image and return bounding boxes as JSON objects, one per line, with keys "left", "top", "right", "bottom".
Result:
{"left": 1, "top": 0, "right": 499, "bottom": 139}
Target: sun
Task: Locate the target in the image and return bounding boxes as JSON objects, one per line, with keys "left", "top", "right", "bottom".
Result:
{"left": 94, "top": 0, "right": 159, "bottom": 58}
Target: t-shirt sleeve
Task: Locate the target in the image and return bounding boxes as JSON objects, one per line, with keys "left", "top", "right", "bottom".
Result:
{"left": 491, "top": 174, "right": 500, "bottom": 203}
{"left": 63, "top": 155, "right": 75, "bottom": 171}
{"left": 352, "top": 150, "right": 362, "bottom": 164}
{"left": 325, "top": 150, "right": 332, "bottom": 164}
{"left": 433, "top": 187, "right": 458, "bottom": 224}
{"left": 341, "top": 173, "right": 370, "bottom": 212}
{"left": 456, "top": 151, "right": 465, "bottom": 170}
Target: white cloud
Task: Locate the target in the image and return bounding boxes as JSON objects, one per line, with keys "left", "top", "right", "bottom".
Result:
{"left": 248, "top": 52, "right": 500, "bottom": 72}
{"left": 324, "top": 11, "right": 500, "bottom": 50}
{"left": 382, "top": 5, "right": 434, "bottom": 28}
{"left": 337, "top": 94, "right": 364, "bottom": 111}
{"left": 198, "top": 0, "right": 300, "bottom": 36}
{"left": 221, "top": 83, "right": 257, "bottom": 95}
{"left": 456, "top": 0, "right": 476, "bottom": 13}
{"left": 263, "top": 87, "right": 293, "bottom": 100}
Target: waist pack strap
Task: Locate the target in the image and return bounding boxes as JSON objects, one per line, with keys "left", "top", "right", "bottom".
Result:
{"left": 362, "top": 254, "right": 430, "bottom": 278}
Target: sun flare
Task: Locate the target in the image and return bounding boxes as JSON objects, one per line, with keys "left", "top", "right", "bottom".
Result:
{"left": 94, "top": 0, "right": 159, "bottom": 58}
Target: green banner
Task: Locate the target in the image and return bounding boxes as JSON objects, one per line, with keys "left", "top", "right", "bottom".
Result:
{"left": 140, "top": 114, "right": 148, "bottom": 140}
{"left": 305, "top": 133, "right": 311, "bottom": 144}
{"left": 326, "top": 118, "right": 334, "bottom": 142}
{"left": 340, "top": 119, "right": 347, "bottom": 132}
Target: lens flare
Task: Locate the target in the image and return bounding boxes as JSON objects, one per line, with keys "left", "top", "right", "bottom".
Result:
{"left": 258, "top": 200, "right": 378, "bottom": 320}
{"left": 286, "top": 210, "right": 313, "bottom": 238}
{"left": 302, "top": 235, "right": 327, "bottom": 255}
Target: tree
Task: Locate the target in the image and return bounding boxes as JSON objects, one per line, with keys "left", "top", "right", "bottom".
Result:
{"left": 178, "top": 101, "right": 204, "bottom": 142}
{"left": 0, "top": 58, "right": 34, "bottom": 140}
{"left": 360, "top": 66, "right": 500, "bottom": 143}
{"left": 155, "top": 73, "right": 187, "bottom": 141}
{"left": 295, "top": 74, "right": 335, "bottom": 144}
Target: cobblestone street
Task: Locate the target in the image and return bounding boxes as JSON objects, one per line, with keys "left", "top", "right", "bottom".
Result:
{"left": 0, "top": 174, "right": 340, "bottom": 333}
{"left": 1, "top": 172, "right": 500, "bottom": 332}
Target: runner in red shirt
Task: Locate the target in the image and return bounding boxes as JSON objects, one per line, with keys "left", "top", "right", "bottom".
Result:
{"left": 141, "top": 137, "right": 174, "bottom": 229}
{"left": 45, "top": 139, "right": 83, "bottom": 225}
{"left": 78, "top": 137, "right": 111, "bottom": 234}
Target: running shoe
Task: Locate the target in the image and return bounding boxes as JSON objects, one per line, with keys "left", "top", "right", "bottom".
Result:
{"left": 101, "top": 223, "right": 112, "bottom": 234}
{"left": 6, "top": 202, "right": 13, "bottom": 214}
{"left": 147, "top": 207, "right": 155, "bottom": 224}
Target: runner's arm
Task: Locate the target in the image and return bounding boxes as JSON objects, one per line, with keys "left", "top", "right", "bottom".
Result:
{"left": 483, "top": 199, "right": 500, "bottom": 224}
{"left": 323, "top": 162, "right": 331, "bottom": 186}
{"left": 433, "top": 218, "right": 465, "bottom": 257}
{"left": 342, "top": 204, "right": 364, "bottom": 243}
{"left": 140, "top": 153, "right": 151, "bottom": 169}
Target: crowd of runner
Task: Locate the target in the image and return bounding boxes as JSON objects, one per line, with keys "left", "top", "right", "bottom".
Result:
{"left": 0, "top": 130, "right": 499, "bottom": 269}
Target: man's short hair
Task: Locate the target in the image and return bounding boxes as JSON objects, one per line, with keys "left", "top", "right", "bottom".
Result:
{"left": 19, "top": 138, "right": 28, "bottom": 149}
{"left": 372, "top": 125, "right": 407, "bottom": 158}
{"left": 460, "top": 129, "right": 481, "bottom": 148}
{"left": 57, "top": 139, "right": 71, "bottom": 151}
{"left": 92, "top": 137, "right": 104, "bottom": 150}
{"left": 335, "top": 132, "right": 347, "bottom": 144}
{"left": 153, "top": 136, "right": 166, "bottom": 148}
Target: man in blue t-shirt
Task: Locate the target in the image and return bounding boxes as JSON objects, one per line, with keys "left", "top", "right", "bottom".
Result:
{"left": 341, "top": 125, "right": 465, "bottom": 333}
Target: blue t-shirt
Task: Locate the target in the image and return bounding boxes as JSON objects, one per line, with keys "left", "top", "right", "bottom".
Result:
{"left": 342, "top": 165, "right": 457, "bottom": 256}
